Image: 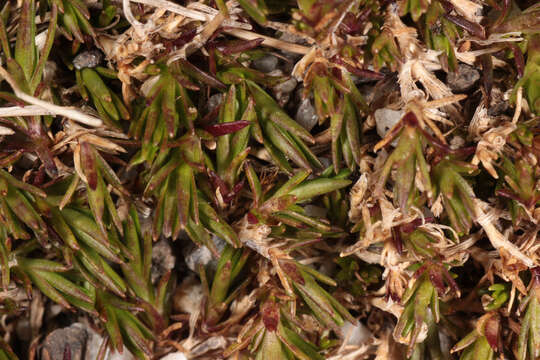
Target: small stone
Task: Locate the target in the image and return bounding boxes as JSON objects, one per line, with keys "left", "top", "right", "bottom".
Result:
{"left": 273, "top": 77, "right": 297, "bottom": 94}
{"left": 42, "top": 61, "right": 58, "bottom": 84}
{"left": 252, "top": 55, "right": 278, "bottom": 73}
{"left": 340, "top": 321, "right": 371, "bottom": 346}
{"left": 15, "top": 318, "right": 32, "bottom": 342}
{"left": 173, "top": 275, "right": 204, "bottom": 314}
{"left": 295, "top": 98, "right": 319, "bottom": 131}
{"left": 161, "top": 353, "right": 188, "bottom": 360}
{"left": 374, "top": 108, "right": 403, "bottom": 140}
{"left": 42, "top": 323, "right": 88, "bottom": 360}
{"left": 206, "top": 93, "right": 223, "bottom": 114}
{"left": 72, "top": 50, "right": 103, "bottom": 70}
{"left": 447, "top": 64, "right": 480, "bottom": 92}
{"left": 278, "top": 32, "right": 307, "bottom": 45}
{"left": 185, "top": 245, "right": 212, "bottom": 273}
{"left": 151, "top": 239, "right": 176, "bottom": 284}
{"left": 267, "top": 69, "right": 284, "bottom": 77}
{"left": 190, "top": 336, "right": 227, "bottom": 357}
{"left": 184, "top": 236, "right": 226, "bottom": 273}
{"left": 303, "top": 205, "right": 327, "bottom": 218}
{"left": 487, "top": 88, "right": 509, "bottom": 116}
{"left": 84, "top": 324, "right": 135, "bottom": 360}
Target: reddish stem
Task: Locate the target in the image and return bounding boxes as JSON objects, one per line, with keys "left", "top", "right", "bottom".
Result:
{"left": 221, "top": 38, "right": 265, "bottom": 55}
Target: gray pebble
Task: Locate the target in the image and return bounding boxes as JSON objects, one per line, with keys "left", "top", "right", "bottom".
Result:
{"left": 206, "top": 93, "right": 223, "bottom": 114}
{"left": 278, "top": 32, "right": 307, "bottom": 45}
{"left": 73, "top": 50, "right": 103, "bottom": 70}
{"left": 447, "top": 64, "right": 480, "bottom": 92}
{"left": 267, "top": 69, "right": 284, "bottom": 77}
{"left": 295, "top": 98, "right": 319, "bottom": 131}
{"left": 374, "top": 108, "right": 403, "bottom": 140}
{"left": 151, "top": 239, "right": 176, "bottom": 284}
{"left": 83, "top": 324, "right": 135, "bottom": 360}
{"left": 252, "top": 55, "right": 278, "bottom": 73}
{"left": 304, "top": 205, "right": 327, "bottom": 218}
{"left": 15, "top": 318, "right": 32, "bottom": 342}
{"left": 274, "top": 77, "right": 297, "bottom": 94}
{"left": 185, "top": 245, "right": 213, "bottom": 273}
{"left": 340, "top": 321, "right": 371, "bottom": 346}
{"left": 184, "top": 235, "right": 226, "bottom": 273}
{"left": 42, "top": 323, "right": 88, "bottom": 360}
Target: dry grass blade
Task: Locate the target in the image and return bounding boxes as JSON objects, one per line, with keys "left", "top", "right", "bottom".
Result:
{"left": 0, "top": 67, "right": 103, "bottom": 127}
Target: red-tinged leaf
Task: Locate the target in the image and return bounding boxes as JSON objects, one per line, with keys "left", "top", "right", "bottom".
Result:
{"left": 480, "top": 54, "right": 493, "bottom": 107}
{"left": 0, "top": 92, "right": 26, "bottom": 106}
{"left": 532, "top": 267, "right": 540, "bottom": 285}
{"left": 208, "top": 169, "right": 230, "bottom": 196}
{"left": 137, "top": 300, "right": 166, "bottom": 333}
{"left": 221, "top": 38, "right": 265, "bottom": 55}
{"left": 80, "top": 143, "right": 98, "bottom": 190}
{"left": 507, "top": 42, "right": 525, "bottom": 78}
{"left": 63, "top": 345, "right": 71, "bottom": 360}
{"left": 209, "top": 48, "right": 217, "bottom": 75}
{"left": 31, "top": 166, "right": 46, "bottom": 186}
{"left": 335, "top": 58, "right": 385, "bottom": 80}
{"left": 401, "top": 218, "right": 434, "bottom": 234}
{"left": 0, "top": 151, "right": 24, "bottom": 168}
{"left": 391, "top": 227, "right": 403, "bottom": 255}
{"left": 281, "top": 262, "right": 305, "bottom": 285}
{"left": 164, "top": 28, "right": 197, "bottom": 51}
{"left": 444, "top": 14, "right": 486, "bottom": 39}
{"left": 483, "top": 314, "right": 500, "bottom": 351}
{"left": 232, "top": 178, "right": 245, "bottom": 194}
{"left": 416, "top": 126, "right": 452, "bottom": 153}
{"left": 223, "top": 178, "right": 245, "bottom": 203}
{"left": 204, "top": 120, "right": 251, "bottom": 136}
{"left": 200, "top": 101, "right": 222, "bottom": 127}
{"left": 442, "top": 268, "right": 460, "bottom": 296}
{"left": 428, "top": 270, "right": 445, "bottom": 296}
{"left": 260, "top": 195, "right": 297, "bottom": 215}
{"left": 145, "top": 84, "right": 163, "bottom": 107}
{"left": 413, "top": 264, "right": 428, "bottom": 279}
{"left": 402, "top": 111, "right": 419, "bottom": 127}
{"left": 178, "top": 59, "right": 226, "bottom": 90}
{"left": 262, "top": 300, "right": 280, "bottom": 332}
{"left": 247, "top": 212, "right": 259, "bottom": 224}
{"left": 171, "top": 72, "right": 200, "bottom": 91}
{"left": 492, "top": 0, "right": 510, "bottom": 28}
{"left": 123, "top": 324, "right": 153, "bottom": 356}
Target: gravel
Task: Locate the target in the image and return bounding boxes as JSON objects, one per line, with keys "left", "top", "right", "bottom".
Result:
{"left": 84, "top": 324, "right": 135, "bottom": 360}
{"left": 273, "top": 77, "right": 297, "bottom": 94}
{"left": 151, "top": 239, "right": 176, "bottom": 283}
{"left": 72, "top": 50, "right": 103, "bottom": 70}
{"left": 184, "top": 235, "right": 226, "bottom": 273}
{"left": 295, "top": 98, "right": 319, "bottom": 131}
{"left": 206, "top": 93, "right": 223, "bottom": 114}
{"left": 447, "top": 64, "right": 480, "bottom": 92}
{"left": 161, "top": 353, "right": 188, "bottom": 360}
{"left": 252, "top": 55, "right": 279, "bottom": 73}
{"left": 42, "top": 323, "right": 88, "bottom": 360}
{"left": 374, "top": 108, "right": 403, "bottom": 140}
{"left": 340, "top": 321, "right": 371, "bottom": 346}
{"left": 173, "top": 275, "right": 204, "bottom": 314}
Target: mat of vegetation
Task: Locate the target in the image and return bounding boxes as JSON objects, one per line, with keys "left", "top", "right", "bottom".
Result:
{"left": 0, "top": 0, "right": 539, "bottom": 359}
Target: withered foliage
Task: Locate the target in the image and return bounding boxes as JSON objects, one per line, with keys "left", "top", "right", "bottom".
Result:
{"left": 0, "top": 0, "right": 539, "bottom": 359}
